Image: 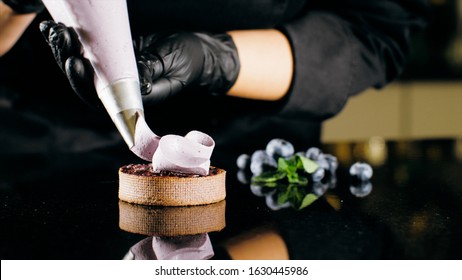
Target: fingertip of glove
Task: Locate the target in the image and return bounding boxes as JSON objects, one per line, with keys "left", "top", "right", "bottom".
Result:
{"left": 38, "top": 21, "right": 50, "bottom": 32}
{"left": 140, "top": 80, "right": 152, "bottom": 95}
{"left": 65, "top": 56, "right": 79, "bottom": 71}
{"left": 64, "top": 57, "right": 102, "bottom": 110}
{"left": 65, "top": 56, "right": 89, "bottom": 81}
{"left": 39, "top": 20, "right": 55, "bottom": 41}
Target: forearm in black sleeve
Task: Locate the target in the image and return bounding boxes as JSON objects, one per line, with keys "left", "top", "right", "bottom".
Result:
{"left": 278, "top": 0, "right": 430, "bottom": 120}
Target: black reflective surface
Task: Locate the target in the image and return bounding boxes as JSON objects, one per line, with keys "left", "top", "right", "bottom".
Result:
{"left": 1, "top": 139, "right": 462, "bottom": 259}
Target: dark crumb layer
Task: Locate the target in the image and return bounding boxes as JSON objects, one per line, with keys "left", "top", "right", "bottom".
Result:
{"left": 120, "top": 164, "right": 220, "bottom": 177}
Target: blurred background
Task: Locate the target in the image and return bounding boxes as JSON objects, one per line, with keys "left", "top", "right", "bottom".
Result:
{"left": 322, "top": 0, "right": 462, "bottom": 143}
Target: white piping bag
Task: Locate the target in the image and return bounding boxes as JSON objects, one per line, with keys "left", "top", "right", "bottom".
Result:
{"left": 42, "top": 0, "right": 159, "bottom": 160}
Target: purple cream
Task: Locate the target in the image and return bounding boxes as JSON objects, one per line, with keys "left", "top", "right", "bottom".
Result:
{"left": 130, "top": 117, "right": 215, "bottom": 176}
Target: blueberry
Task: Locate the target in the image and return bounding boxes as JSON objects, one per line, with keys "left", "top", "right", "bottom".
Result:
{"left": 250, "top": 150, "right": 277, "bottom": 175}
{"left": 350, "top": 181, "right": 373, "bottom": 197}
{"left": 323, "top": 154, "right": 339, "bottom": 174}
{"left": 305, "top": 147, "right": 322, "bottom": 160}
{"left": 349, "top": 162, "right": 373, "bottom": 181}
{"left": 251, "top": 150, "right": 268, "bottom": 162}
{"left": 312, "top": 167, "right": 325, "bottom": 182}
{"left": 315, "top": 155, "right": 330, "bottom": 171}
{"left": 266, "top": 138, "right": 294, "bottom": 159}
{"left": 251, "top": 149, "right": 276, "bottom": 165}
{"left": 236, "top": 154, "right": 250, "bottom": 170}
{"left": 250, "top": 160, "right": 274, "bottom": 176}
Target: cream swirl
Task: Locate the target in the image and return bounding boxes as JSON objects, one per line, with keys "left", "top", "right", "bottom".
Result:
{"left": 130, "top": 117, "right": 214, "bottom": 176}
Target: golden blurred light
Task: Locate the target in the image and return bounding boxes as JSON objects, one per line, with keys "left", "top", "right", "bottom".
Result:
{"left": 353, "top": 142, "right": 365, "bottom": 159}
{"left": 325, "top": 194, "right": 342, "bottom": 211}
{"left": 409, "top": 213, "right": 429, "bottom": 236}
{"left": 456, "top": 137, "right": 462, "bottom": 161}
{"left": 364, "top": 136, "right": 387, "bottom": 166}
{"left": 224, "top": 226, "right": 289, "bottom": 260}
{"left": 331, "top": 142, "right": 353, "bottom": 164}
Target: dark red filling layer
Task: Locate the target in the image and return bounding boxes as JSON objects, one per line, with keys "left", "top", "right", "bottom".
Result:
{"left": 120, "top": 164, "right": 219, "bottom": 177}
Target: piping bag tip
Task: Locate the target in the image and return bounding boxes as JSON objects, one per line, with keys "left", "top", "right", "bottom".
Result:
{"left": 112, "top": 109, "right": 159, "bottom": 161}
{"left": 97, "top": 79, "right": 159, "bottom": 161}
{"left": 112, "top": 108, "right": 138, "bottom": 149}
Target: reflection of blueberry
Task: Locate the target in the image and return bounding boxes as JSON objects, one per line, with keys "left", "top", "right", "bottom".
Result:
{"left": 327, "top": 175, "right": 337, "bottom": 189}
{"left": 349, "top": 181, "right": 373, "bottom": 197}
{"left": 250, "top": 184, "right": 276, "bottom": 197}
{"left": 313, "top": 182, "right": 329, "bottom": 196}
{"left": 349, "top": 162, "right": 373, "bottom": 181}
{"left": 266, "top": 139, "right": 294, "bottom": 159}
{"left": 236, "top": 154, "right": 250, "bottom": 170}
{"left": 265, "top": 194, "right": 291, "bottom": 211}
{"left": 237, "top": 170, "right": 250, "bottom": 184}
{"left": 312, "top": 167, "right": 325, "bottom": 182}
{"left": 305, "top": 147, "right": 322, "bottom": 160}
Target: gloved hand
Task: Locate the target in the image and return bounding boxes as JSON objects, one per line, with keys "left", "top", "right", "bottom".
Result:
{"left": 39, "top": 20, "right": 240, "bottom": 108}
{"left": 3, "top": 0, "right": 44, "bottom": 14}
{"left": 39, "top": 21, "right": 101, "bottom": 108}
{"left": 135, "top": 32, "right": 240, "bottom": 104}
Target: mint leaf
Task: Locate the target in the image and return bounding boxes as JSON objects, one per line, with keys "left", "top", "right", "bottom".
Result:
{"left": 287, "top": 172, "right": 299, "bottom": 183}
{"left": 278, "top": 184, "right": 299, "bottom": 205}
{"left": 277, "top": 157, "right": 290, "bottom": 172}
{"left": 277, "top": 189, "right": 291, "bottom": 204}
{"left": 251, "top": 170, "right": 286, "bottom": 184}
{"left": 278, "top": 157, "right": 297, "bottom": 173}
{"left": 287, "top": 174, "right": 309, "bottom": 186}
{"left": 299, "top": 193, "right": 318, "bottom": 210}
{"left": 258, "top": 182, "right": 279, "bottom": 188}
{"left": 252, "top": 155, "right": 316, "bottom": 188}
{"left": 296, "top": 176, "right": 309, "bottom": 186}
{"left": 279, "top": 157, "right": 299, "bottom": 178}
{"left": 296, "top": 155, "right": 319, "bottom": 174}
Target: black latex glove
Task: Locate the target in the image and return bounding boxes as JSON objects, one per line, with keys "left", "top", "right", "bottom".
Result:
{"left": 3, "top": 0, "right": 44, "bottom": 14}
{"left": 135, "top": 32, "right": 240, "bottom": 104}
{"left": 39, "top": 20, "right": 240, "bottom": 108}
{"left": 39, "top": 21, "right": 101, "bottom": 108}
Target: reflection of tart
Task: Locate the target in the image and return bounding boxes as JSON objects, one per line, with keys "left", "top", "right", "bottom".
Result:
{"left": 119, "top": 200, "right": 226, "bottom": 236}
{"left": 119, "top": 164, "right": 226, "bottom": 206}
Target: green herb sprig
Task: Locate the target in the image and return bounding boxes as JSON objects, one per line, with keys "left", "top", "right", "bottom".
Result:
{"left": 251, "top": 154, "right": 320, "bottom": 209}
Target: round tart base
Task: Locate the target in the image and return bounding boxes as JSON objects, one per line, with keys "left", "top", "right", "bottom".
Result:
{"left": 118, "top": 164, "right": 226, "bottom": 206}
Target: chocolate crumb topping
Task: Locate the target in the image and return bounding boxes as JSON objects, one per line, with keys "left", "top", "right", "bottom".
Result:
{"left": 120, "top": 164, "right": 219, "bottom": 177}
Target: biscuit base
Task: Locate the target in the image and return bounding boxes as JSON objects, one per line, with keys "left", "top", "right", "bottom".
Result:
{"left": 118, "top": 166, "right": 226, "bottom": 206}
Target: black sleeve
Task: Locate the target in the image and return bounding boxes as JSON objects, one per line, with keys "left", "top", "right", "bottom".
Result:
{"left": 2, "top": 0, "right": 44, "bottom": 14}
{"left": 278, "top": 0, "right": 430, "bottom": 120}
